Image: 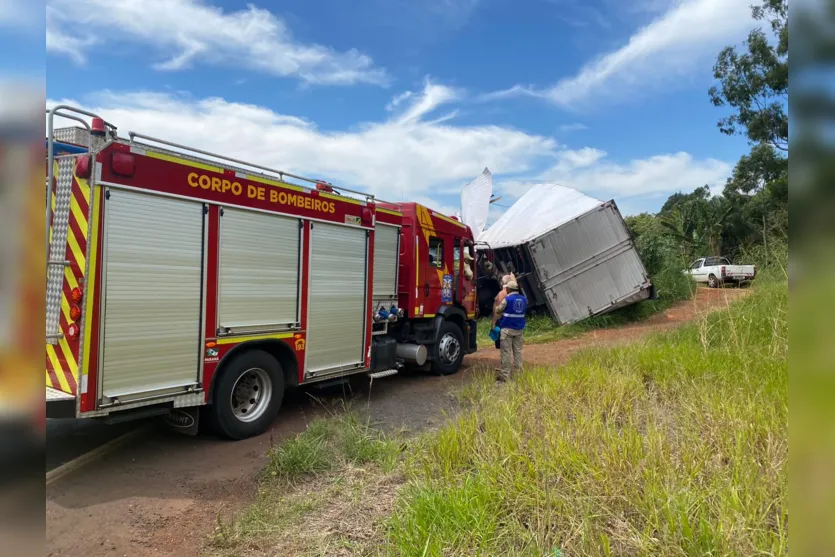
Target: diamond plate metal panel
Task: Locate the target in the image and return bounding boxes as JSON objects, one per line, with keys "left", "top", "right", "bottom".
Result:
{"left": 53, "top": 127, "right": 90, "bottom": 147}
{"left": 46, "top": 157, "right": 75, "bottom": 341}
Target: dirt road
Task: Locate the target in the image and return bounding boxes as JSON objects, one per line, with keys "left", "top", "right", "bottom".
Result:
{"left": 46, "top": 287, "right": 747, "bottom": 557}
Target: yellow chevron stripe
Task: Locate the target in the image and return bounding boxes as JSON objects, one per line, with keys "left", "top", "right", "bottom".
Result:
{"left": 432, "top": 210, "right": 466, "bottom": 228}
{"left": 67, "top": 229, "right": 85, "bottom": 271}
{"left": 58, "top": 335, "right": 78, "bottom": 377}
{"left": 61, "top": 293, "right": 71, "bottom": 325}
{"left": 76, "top": 174, "right": 90, "bottom": 205}
{"left": 46, "top": 369, "right": 56, "bottom": 389}
{"left": 47, "top": 345, "right": 71, "bottom": 394}
{"left": 70, "top": 194, "right": 88, "bottom": 240}
{"left": 82, "top": 187, "right": 102, "bottom": 378}
{"left": 64, "top": 266, "right": 78, "bottom": 290}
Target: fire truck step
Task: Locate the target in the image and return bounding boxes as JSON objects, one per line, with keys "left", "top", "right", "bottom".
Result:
{"left": 103, "top": 405, "right": 172, "bottom": 425}
{"left": 368, "top": 369, "right": 399, "bottom": 380}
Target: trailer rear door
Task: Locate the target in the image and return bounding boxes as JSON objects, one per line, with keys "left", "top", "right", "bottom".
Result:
{"left": 529, "top": 202, "right": 651, "bottom": 325}
{"left": 98, "top": 190, "right": 205, "bottom": 404}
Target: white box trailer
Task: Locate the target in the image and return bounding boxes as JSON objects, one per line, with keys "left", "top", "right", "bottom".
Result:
{"left": 479, "top": 184, "right": 654, "bottom": 325}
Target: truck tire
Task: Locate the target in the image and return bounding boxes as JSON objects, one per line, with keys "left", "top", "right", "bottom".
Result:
{"left": 708, "top": 274, "right": 720, "bottom": 288}
{"left": 209, "top": 350, "right": 284, "bottom": 440}
{"left": 432, "top": 321, "right": 465, "bottom": 376}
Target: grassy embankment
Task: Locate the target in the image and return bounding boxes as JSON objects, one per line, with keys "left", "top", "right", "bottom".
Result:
{"left": 208, "top": 272, "right": 787, "bottom": 556}
{"left": 390, "top": 277, "right": 788, "bottom": 555}
{"left": 476, "top": 264, "right": 695, "bottom": 348}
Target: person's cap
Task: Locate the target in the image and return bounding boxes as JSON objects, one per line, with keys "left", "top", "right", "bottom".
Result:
{"left": 506, "top": 281, "right": 519, "bottom": 290}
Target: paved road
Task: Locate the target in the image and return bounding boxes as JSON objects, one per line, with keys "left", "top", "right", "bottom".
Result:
{"left": 47, "top": 417, "right": 152, "bottom": 473}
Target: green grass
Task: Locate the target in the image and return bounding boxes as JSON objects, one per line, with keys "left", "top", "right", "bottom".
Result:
{"left": 389, "top": 279, "right": 788, "bottom": 556}
{"left": 209, "top": 412, "right": 404, "bottom": 554}
{"left": 265, "top": 412, "right": 402, "bottom": 481}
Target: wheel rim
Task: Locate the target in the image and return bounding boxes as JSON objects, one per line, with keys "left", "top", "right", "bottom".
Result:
{"left": 709, "top": 277, "right": 716, "bottom": 287}
{"left": 230, "top": 367, "right": 272, "bottom": 423}
{"left": 438, "top": 332, "right": 461, "bottom": 365}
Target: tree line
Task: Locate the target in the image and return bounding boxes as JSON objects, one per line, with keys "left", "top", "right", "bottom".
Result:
{"left": 626, "top": 0, "right": 788, "bottom": 275}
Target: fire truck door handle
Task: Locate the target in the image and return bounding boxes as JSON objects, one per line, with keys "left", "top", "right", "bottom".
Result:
{"left": 424, "top": 283, "right": 430, "bottom": 297}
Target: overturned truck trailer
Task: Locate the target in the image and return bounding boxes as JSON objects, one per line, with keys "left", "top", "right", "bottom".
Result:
{"left": 479, "top": 185, "right": 654, "bottom": 325}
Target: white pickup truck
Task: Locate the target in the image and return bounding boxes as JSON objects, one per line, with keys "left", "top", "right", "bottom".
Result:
{"left": 686, "top": 256, "right": 756, "bottom": 288}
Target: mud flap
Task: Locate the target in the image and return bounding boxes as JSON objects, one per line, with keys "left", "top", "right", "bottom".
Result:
{"left": 163, "top": 407, "right": 200, "bottom": 436}
{"left": 466, "top": 319, "right": 478, "bottom": 353}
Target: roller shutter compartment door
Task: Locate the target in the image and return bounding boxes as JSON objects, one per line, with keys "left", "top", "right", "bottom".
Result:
{"left": 100, "top": 190, "right": 204, "bottom": 401}
{"left": 307, "top": 223, "right": 368, "bottom": 374}
{"left": 372, "top": 224, "right": 399, "bottom": 300}
{"left": 218, "top": 209, "right": 300, "bottom": 330}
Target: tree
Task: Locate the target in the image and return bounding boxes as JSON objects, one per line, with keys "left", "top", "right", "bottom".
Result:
{"left": 658, "top": 188, "right": 732, "bottom": 257}
{"left": 709, "top": 0, "right": 788, "bottom": 151}
{"left": 723, "top": 142, "right": 788, "bottom": 197}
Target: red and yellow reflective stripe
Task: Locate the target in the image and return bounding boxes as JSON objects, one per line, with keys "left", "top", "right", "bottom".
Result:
{"left": 45, "top": 164, "right": 91, "bottom": 396}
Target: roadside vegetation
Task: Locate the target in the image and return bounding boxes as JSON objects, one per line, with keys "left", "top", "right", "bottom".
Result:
{"left": 209, "top": 412, "right": 405, "bottom": 556}
{"left": 388, "top": 275, "right": 787, "bottom": 556}
{"left": 205, "top": 268, "right": 787, "bottom": 557}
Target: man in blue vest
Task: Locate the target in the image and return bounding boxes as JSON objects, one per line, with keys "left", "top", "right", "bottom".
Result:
{"left": 495, "top": 281, "right": 527, "bottom": 382}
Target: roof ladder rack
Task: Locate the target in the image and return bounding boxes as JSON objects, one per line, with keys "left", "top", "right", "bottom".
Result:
{"left": 127, "top": 132, "right": 377, "bottom": 204}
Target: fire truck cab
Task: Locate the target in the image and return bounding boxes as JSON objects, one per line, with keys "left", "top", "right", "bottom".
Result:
{"left": 45, "top": 106, "right": 477, "bottom": 439}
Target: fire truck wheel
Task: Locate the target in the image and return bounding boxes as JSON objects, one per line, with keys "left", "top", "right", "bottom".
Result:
{"left": 209, "top": 350, "right": 284, "bottom": 440}
{"left": 432, "top": 321, "right": 465, "bottom": 376}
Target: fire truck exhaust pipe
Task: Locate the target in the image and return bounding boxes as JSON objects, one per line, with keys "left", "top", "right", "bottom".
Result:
{"left": 396, "top": 343, "right": 428, "bottom": 366}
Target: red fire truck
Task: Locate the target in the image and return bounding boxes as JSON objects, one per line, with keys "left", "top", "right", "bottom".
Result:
{"left": 45, "top": 106, "right": 478, "bottom": 439}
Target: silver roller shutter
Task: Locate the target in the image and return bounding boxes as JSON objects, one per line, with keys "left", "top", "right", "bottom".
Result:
{"left": 100, "top": 190, "right": 204, "bottom": 400}
{"left": 372, "top": 224, "right": 399, "bottom": 300}
{"left": 306, "top": 222, "right": 368, "bottom": 374}
{"left": 218, "top": 208, "right": 300, "bottom": 330}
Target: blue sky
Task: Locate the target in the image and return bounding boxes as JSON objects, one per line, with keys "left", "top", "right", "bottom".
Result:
{"left": 32, "top": 0, "right": 761, "bottom": 218}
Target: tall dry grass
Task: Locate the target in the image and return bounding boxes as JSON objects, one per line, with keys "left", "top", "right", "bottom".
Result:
{"left": 389, "top": 279, "right": 788, "bottom": 556}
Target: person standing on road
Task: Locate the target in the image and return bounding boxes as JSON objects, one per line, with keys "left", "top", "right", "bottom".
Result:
{"left": 491, "top": 273, "right": 516, "bottom": 328}
{"left": 495, "top": 281, "right": 527, "bottom": 382}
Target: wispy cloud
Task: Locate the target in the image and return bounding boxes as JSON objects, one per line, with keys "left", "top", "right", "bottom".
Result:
{"left": 496, "top": 148, "right": 730, "bottom": 204}
{"left": 559, "top": 122, "right": 589, "bottom": 132}
{"left": 489, "top": 0, "right": 755, "bottom": 109}
{"left": 46, "top": 0, "right": 389, "bottom": 86}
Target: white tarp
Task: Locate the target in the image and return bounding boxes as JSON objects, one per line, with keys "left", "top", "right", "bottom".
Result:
{"left": 460, "top": 168, "right": 492, "bottom": 239}
{"left": 479, "top": 184, "right": 603, "bottom": 249}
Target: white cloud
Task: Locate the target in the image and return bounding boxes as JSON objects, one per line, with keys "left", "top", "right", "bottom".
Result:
{"left": 0, "top": 0, "right": 39, "bottom": 25}
{"left": 492, "top": 0, "right": 755, "bottom": 109}
{"left": 497, "top": 149, "right": 731, "bottom": 206}
{"left": 47, "top": 81, "right": 731, "bottom": 216}
{"left": 49, "top": 83, "right": 556, "bottom": 203}
{"left": 46, "top": 0, "right": 388, "bottom": 86}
